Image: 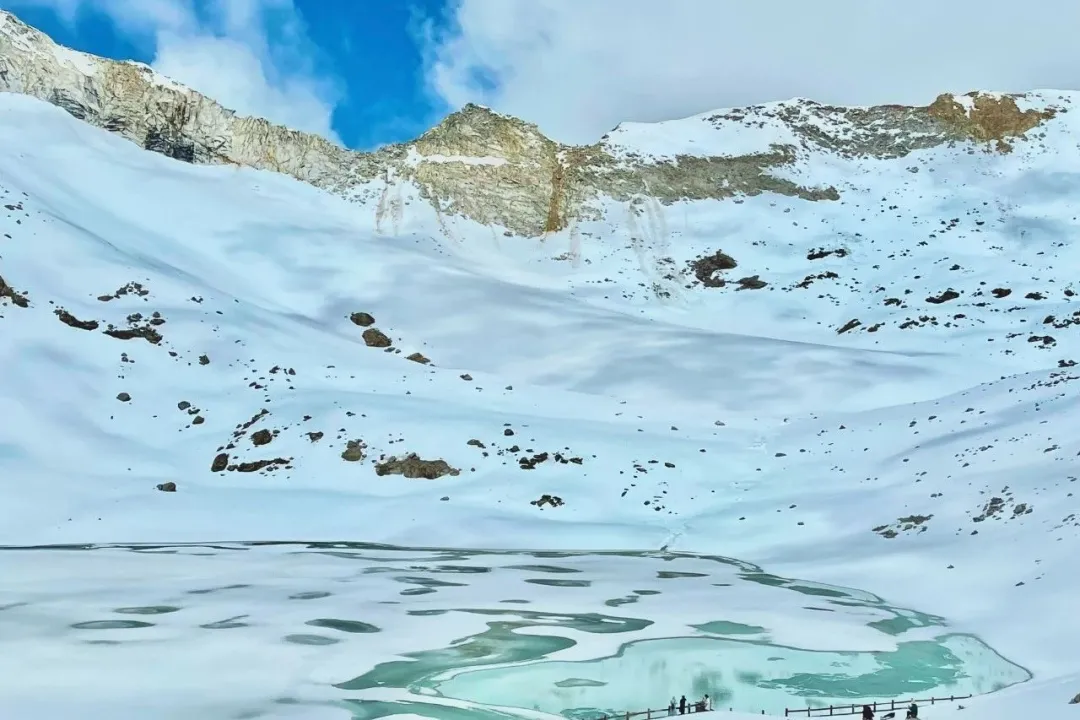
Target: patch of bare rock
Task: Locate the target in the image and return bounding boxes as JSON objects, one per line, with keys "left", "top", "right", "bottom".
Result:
{"left": 837, "top": 318, "right": 861, "bottom": 334}
{"left": 0, "top": 274, "right": 29, "bottom": 308}
{"left": 531, "top": 494, "right": 564, "bottom": 509}
{"left": 806, "top": 247, "right": 848, "bottom": 260}
{"left": 210, "top": 450, "right": 290, "bottom": 473}
{"left": 926, "top": 289, "right": 961, "bottom": 304}
{"left": 104, "top": 312, "right": 165, "bottom": 344}
{"left": 374, "top": 453, "right": 460, "bottom": 479}
{"left": 687, "top": 250, "right": 737, "bottom": 287}
{"left": 54, "top": 307, "right": 98, "bottom": 330}
{"left": 735, "top": 275, "right": 767, "bottom": 290}
{"left": 341, "top": 439, "right": 366, "bottom": 462}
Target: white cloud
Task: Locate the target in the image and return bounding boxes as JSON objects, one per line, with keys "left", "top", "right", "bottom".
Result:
{"left": 7, "top": 0, "right": 340, "bottom": 141}
{"left": 423, "top": 0, "right": 1080, "bottom": 144}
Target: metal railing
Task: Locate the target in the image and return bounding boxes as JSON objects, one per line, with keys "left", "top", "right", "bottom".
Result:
{"left": 783, "top": 694, "right": 972, "bottom": 717}
{"left": 596, "top": 701, "right": 718, "bottom": 719}
{"left": 593, "top": 692, "right": 974, "bottom": 720}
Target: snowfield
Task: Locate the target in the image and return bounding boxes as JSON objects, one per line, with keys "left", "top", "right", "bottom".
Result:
{"left": 2, "top": 88, "right": 1080, "bottom": 720}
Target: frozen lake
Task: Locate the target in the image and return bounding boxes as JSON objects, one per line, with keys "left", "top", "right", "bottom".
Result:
{"left": 0, "top": 542, "right": 1029, "bottom": 719}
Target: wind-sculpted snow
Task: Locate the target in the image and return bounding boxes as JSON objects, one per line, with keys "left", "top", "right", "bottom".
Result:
{"left": 2, "top": 10, "right": 1080, "bottom": 718}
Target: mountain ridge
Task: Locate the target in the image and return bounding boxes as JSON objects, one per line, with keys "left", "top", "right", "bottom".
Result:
{"left": 0, "top": 9, "right": 1065, "bottom": 237}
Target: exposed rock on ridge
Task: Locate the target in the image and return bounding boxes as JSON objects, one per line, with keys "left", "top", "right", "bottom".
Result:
{"left": 0, "top": 10, "right": 1062, "bottom": 236}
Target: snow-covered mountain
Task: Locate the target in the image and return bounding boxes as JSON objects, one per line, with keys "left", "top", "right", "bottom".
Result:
{"left": 1, "top": 9, "right": 1078, "bottom": 720}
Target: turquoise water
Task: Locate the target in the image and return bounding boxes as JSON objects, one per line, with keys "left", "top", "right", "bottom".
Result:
{"left": 428, "top": 633, "right": 1025, "bottom": 717}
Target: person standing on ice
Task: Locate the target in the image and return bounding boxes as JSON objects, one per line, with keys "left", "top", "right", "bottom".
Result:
{"left": 862, "top": 705, "right": 874, "bottom": 720}
{"left": 668, "top": 697, "right": 676, "bottom": 715}
{"left": 906, "top": 702, "right": 918, "bottom": 718}
{"left": 679, "top": 695, "right": 687, "bottom": 714}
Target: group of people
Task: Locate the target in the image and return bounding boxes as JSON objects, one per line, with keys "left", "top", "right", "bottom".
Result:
{"left": 862, "top": 702, "right": 918, "bottom": 719}
{"left": 666, "top": 694, "right": 710, "bottom": 715}
{"left": 657, "top": 695, "right": 916, "bottom": 718}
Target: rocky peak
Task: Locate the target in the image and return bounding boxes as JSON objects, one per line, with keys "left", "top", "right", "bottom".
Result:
{"left": 415, "top": 102, "right": 551, "bottom": 160}
{"left": 0, "top": 9, "right": 1066, "bottom": 237}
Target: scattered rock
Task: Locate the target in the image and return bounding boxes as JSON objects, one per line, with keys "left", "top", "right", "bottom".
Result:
{"left": 1069, "top": 693, "right": 1079, "bottom": 704}
{"left": 54, "top": 308, "right": 99, "bottom": 330}
{"left": 230, "top": 458, "right": 290, "bottom": 473}
{"left": 307, "top": 431, "right": 324, "bottom": 443}
{"left": 98, "top": 281, "right": 149, "bottom": 301}
{"left": 406, "top": 352, "right": 430, "bottom": 364}
{"left": 519, "top": 451, "right": 549, "bottom": 469}
{"left": 926, "top": 289, "right": 960, "bottom": 304}
{"left": 991, "top": 287, "right": 1012, "bottom": 298}
{"left": 362, "top": 327, "right": 392, "bottom": 348}
{"left": 211, "top": 452, "right": 229, "bottom": 472}
{"left": 341, "top": 439, "right": 367, "bottom": 462}
{"left": 0, "top": 274, "right": 30, "bottom": 308}
{"left": 198, "top": 354, "right": 210, "bottom": 365}
{"left": 806, "top": 247, "right": 848, "bottom": 260}
{"left": 374, "top": 453, "right": 460, "bottom": 479}
{"left": 116, "top": 392, "right": 131, "bottom": 402}
{"left": 460, "top": 373, "right": 473, "bottom": 381}
{"left": 837, "top": 318, "right": 861, "bottom": 334}
{"left": 688, "top": 250, "right": 738, "bottom": 287}
{"left": 531, "top": 494, "right": 564, "bottom": 509}
{"left": 178, "top": 401, "right": 191, "bottom": 411}
{"left": 873, "top": 514, "right": 932, "bottom": 539}
{"left": 349, "top": 311, "right": 376, "bottom": 327}
{"left": 735, "top": 275, "right": 767, "bottom": 290}
{"left": 251, "top": 429, "right": 273, "bottom": 446}
{"left": 103, "top": 324, "right": 162, "bottom": 344}
{"left": 156, "top": 481, "right": 176, "bottom": 492}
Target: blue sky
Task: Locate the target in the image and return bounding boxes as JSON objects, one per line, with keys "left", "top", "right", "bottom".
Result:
{"left": 5, "top": 0, "right": 457, "bottom": 149}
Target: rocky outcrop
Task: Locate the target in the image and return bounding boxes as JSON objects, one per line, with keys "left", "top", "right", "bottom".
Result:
{"left": 374, "top": 454, "right": 459, "bottom": 479}
{"left": 0, "top": 273, "right": 29, "bottom": 307}
{"left": 0, "top": 11, "right": 1063, "bottom": 237}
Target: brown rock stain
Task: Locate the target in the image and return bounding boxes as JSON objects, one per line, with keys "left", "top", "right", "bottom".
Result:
{"left": 926, "top": 92, "right": 1056, "bottom": 152}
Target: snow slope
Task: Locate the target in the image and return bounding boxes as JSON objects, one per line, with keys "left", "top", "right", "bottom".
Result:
{"left": 2, "top": 84, "right": 1080, "bottom": 719}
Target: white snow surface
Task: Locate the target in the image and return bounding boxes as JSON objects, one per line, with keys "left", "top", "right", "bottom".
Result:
{"left": 2, "top": 91, "right": 1080, "bottom": 719}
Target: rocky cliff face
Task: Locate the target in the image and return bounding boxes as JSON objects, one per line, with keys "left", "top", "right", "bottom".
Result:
{"left": 0, "top": 10, "right": 1062, "bottom": 236}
